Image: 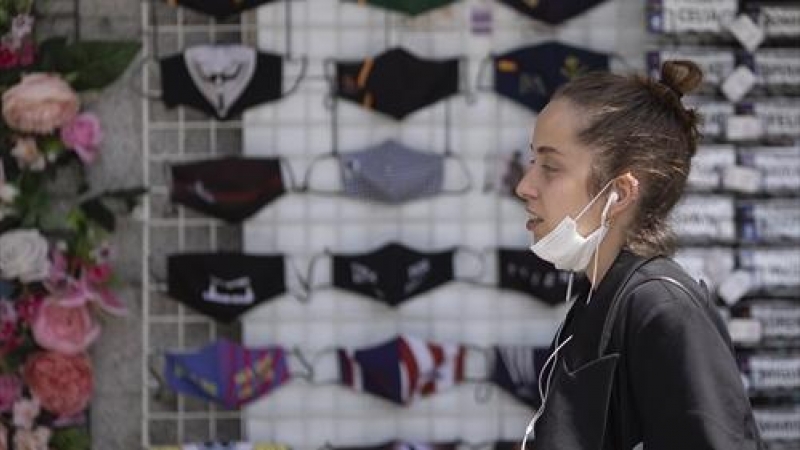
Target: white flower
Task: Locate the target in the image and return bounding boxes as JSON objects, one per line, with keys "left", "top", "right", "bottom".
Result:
{"left": 11, "top": 15, "right": 34, "bottom": 41}
{"left": 0, "top": 229, "right": 50, "bottom": 282}
{"left": 0, "top": 184, "right": 18, "bottom": 203}
{"left": 11, "top": 138, "right": 46, "bottom": 172}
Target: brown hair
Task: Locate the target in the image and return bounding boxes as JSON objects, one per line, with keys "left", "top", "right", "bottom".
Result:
{"left": 552, "top": 60, "right": 703, "bottom": 257}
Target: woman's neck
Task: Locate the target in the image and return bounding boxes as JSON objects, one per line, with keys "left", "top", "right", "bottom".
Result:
{"left": 584, "top": 231, "right": 626, "bottom": 289}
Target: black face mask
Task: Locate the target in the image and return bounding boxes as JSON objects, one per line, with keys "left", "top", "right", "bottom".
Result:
{"left": 159, "top": 44, "right": 284, "bottom": 120}
{"left": 166, "top": 0, "right": 280, "bottom": 20}
{"left": 497, "top": 0, "right": 609, "bottom": 25}
{"left": 167, "top": 252, "right": 287, "bottom": 322}
{"left": 497, "top": 248, "right": 589, "bottom": 306}
{"left": 313, "top": 242, "right": 456, "bottom": 306}
{"left": 489, "top": 345, "right": 550, "bottom": 408}
{"left": 333, "top": 47, "right": 461, "bottom": 120}
{"left": 170, "top": 156, "right": 292, "bottom": 223}
{"left": 345, "top": 0, "right": 461, "bottom": 16}
{"left": 491, "top": 42, "right": 610, "bottom": 113}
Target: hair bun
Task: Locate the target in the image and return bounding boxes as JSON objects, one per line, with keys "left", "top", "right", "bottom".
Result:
{"left": 660, "top": 60, "right": 703, "bottom": 98}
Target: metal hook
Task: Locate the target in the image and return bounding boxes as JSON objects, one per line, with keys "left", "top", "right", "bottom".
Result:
{"left": 290, "top": 346, "right": 315, "bottom": 382}
{"left": 475, "top": 53, "right": 495, "bottom": 93}
{"left": 299, "top": 152, "right": 339, "bottom": 194}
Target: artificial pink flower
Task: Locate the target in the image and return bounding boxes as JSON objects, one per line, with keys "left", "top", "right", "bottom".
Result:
{"left": 0, "top": 44, "right": 18, "bottom": 68}
{"left": 0, "top": 375, "right": 22, "bottom": 413}
{"left": 59, "top": 112, "right": 103, "bottom": 164}
{"left": 22, "top": 351, "right": 93, "bottom": 418}
{"left": 12, "top": 397, "right": 39, "bottom": 429}
{"left": 85, "top": 262, "right": 111, "bottom": 284}
{"left": 32, "top": 299, "right": 100, "bottom": 355}
{"left": 15, "top": 295, "right": 43, "bottom": 324}
{"left": 1, "top": 73, "right": 79, "bottom": 134}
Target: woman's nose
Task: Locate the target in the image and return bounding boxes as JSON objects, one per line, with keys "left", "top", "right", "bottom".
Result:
{"left": 515, "top": 168, "right": 538, "bottom": 201}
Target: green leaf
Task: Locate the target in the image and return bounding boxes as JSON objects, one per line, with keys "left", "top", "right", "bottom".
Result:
{"left": 80, "top": 198, "right": 115, "bottom": 232}
{"left": 37, "top": 40, "right": 142, "bottom": 91}
{"left": 50, "top": 427, "right": 91, "bottom": 450}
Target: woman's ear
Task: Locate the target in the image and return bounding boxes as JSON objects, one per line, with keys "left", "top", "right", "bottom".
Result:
{"left": 608, "top": 172, "right": 639, "bottom": 221}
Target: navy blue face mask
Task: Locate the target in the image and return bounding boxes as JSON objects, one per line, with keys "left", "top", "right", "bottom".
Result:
{"left": 489, "top": 42, "right": 610, "bottom": 113}
{"left": 497, "top": 0, "right": 609, "bottom": 25}
{"left": 497, "top": 248, "right": 590, "bottom": 306}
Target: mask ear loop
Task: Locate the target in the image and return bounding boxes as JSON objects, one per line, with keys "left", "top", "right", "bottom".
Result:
{"left": 300, "top": 249, "right": 335, "bottom": 302}
{"left": 322, "top": 58, "right": 337, "bottom": 111}
{"left": 585, "top": 190, "right": 617, "bottom": 306}
{"left": 282, "top": 55, "right": 308, "bottom": 97}
{"left": 458, "top": 247, "right": 496, "bottom": 290}
{"left": 275, "top": 156, "right": 299, "bottom": 193}
{"left": 162, "top": 161, "right": 180, "bottom": 217}
{"left": 461, "top": 343, "right": 494, "bottom": 404}
{"left": 460, "top": 55, "right": 477, "bottom": 104}
{"left": 284, "top": 254, "right": 310, "bottom": 303}
{"left": 453, "top": 246, "right": 486, "bottom": 283}
{"left": 441, "top": 152, "right": 474, "bottom": 196}
{"left": 475, "top": 53, "right": 494, "bottom": 93}
{"left": 289, "top": 346, "right": 315, "bottom": 382}
{"left": 148, "top": 351, "right": 172, "bottom": 403}
{"left": 148, "top": 254, "right": 169, "bottom": 293}
{"left": 299, "top": 153, "right": 341, "bottom": 196}
{"left": 307, "top": 345, "right": 342, "bottom": 386}
{"left": 129, "top": 0, "right": 163, "bottom": 100}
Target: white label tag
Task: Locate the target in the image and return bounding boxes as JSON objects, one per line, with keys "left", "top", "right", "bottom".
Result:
{"left": 743, "top": 146, "right": 800, "bottom": 192}
{"left": 726, "top": 115, "right": 764, "bottom": 141}
{"left": 753, "top": 201, "right": 800, "bottom": 241}
{"left": 722, "top": 165, "right": 762, "bottom": 193}
{"left": 663, "top": 0, "right": 738, "bottom": 33}
{"left": 755, "top": 50, "right": 800, "bottom": 86}
{"left": 721, "top": 65, "right": 757, "bottom": 102}
{"left": 691, "top": 101, "right": 734, "bottom": 137}
{"left": 670, "top": 195, "right": 735, "bottom": 241}
{"left": 725, "top": 13, "right": 765, "bottom": 51}
{"left": 749, "top": 356, "right": 800, "bottom": 389}
{"left": 753, "top": 408, "right": 800, "bottom": 441}
{"left": 748, "top": 249, "right": 800, "bottom": 287}
{"left": 718, "top": 270, "right": 755, "bottom": 305}
{"left": 728, "top": 318, "right": 763, "bottom": 344}
{"left": 761, "top": 6, "right": 800, "bottom": 38}
{"left": 751, "top": 304, "right": 800, "bottom": 339}
{"left": 756, "top": 102, "right": 800, "bottom": 137}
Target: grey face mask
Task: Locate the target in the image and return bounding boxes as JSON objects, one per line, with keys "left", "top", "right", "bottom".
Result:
{"left": 302, "top": 139, "right": 471, "bottom": 204}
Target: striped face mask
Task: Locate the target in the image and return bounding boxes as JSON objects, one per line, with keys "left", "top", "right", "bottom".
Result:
{"left": 336, "top": 334, "right": 465, "bottom": 405}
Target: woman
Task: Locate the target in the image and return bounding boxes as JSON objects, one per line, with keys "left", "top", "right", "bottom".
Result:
{"left": 515, "top": 60, "right": 763, "bottom": 449}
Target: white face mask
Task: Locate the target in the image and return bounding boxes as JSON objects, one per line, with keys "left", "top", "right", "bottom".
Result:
{"left": 530, "top": 183, "right": 618, "bottom": 272}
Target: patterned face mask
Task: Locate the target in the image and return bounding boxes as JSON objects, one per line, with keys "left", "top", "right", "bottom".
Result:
{"left": 166, "top": 252, "right": 289, "bottom": 322}
{"left": 306, "top": 242, "right": 456, "bottom": 307}
{"left": 332, "top": 47, "right": 461, "bottom": 120}
{"left": 164, "top": 338, "right": 293, "bottom": 408}
{"left": 170, "top": 156, "right": 293, "bottom": 223}
{"left": 159, "top": 44, "right": 285, "bottom": 120}
{"left": 302, "top": 140, "right": 471, "bottom": 204}
{"left": 335, "top": 334, "right": 465, "bottom": 405}
{"left": 489, "top": 42, "right": 610, "bottom": 113}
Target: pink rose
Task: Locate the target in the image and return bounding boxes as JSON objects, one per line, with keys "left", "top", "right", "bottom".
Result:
{"left": 12, "top": 427, "right": 50, "bottom": 450}
{"left": 22, "top": 351, "right": 93, "bottom": 418}
{"left": 2, "top": 73, "right": 79, "bottom": 134}
{"left": 59, "top": 112, "right": 102, "bottom": 164}
{"left": 0, "top": 374, "right": 22, "bottom": 413}
{"left": 32, "top": 299, "right": 100, "bottom": 354}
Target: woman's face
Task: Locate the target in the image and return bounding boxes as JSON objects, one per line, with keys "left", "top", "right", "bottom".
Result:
{"left": 516, "top": 98, "right": 606, "bottom": 242}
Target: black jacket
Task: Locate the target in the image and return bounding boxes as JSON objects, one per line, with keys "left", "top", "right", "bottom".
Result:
{"left": 532, "top": 250, "right": 764, "bottom": 449}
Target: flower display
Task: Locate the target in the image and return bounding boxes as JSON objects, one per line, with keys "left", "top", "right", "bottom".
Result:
{"left": 0, "top": 2, "right": 142, "bottom": 448}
